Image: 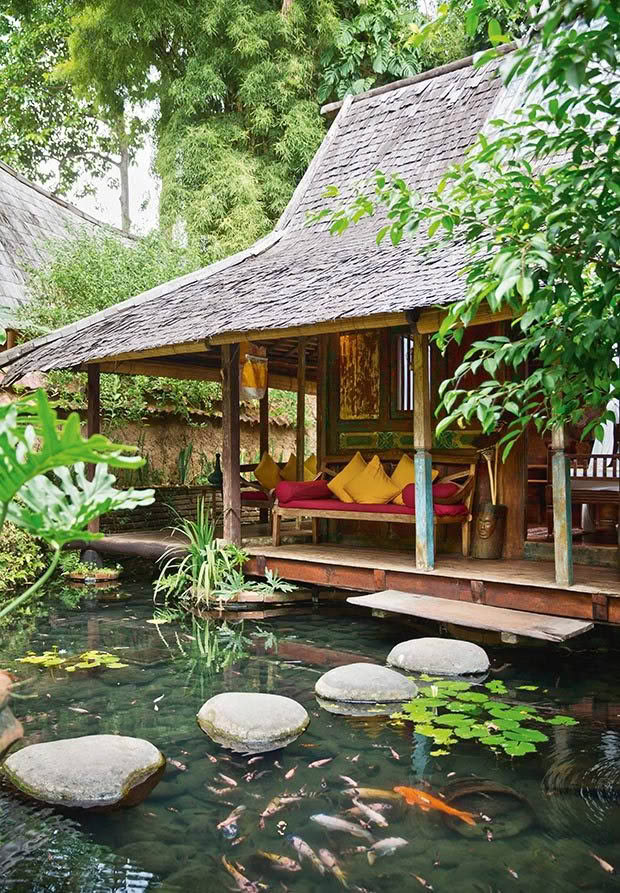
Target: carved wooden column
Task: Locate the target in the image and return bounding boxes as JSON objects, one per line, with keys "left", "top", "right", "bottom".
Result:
{"left": 86, "top": 363, "right": 100, "bottom": 534}
{"left": 259, "top": 383, "right": 269, "bottom": 525}
{"left": 551, "top": 425, "right": 573, "bottom": 586}
{"left": 413, "top": 332, "right": 434, "bottom": 569}
{"left": 221, "top": 343, "right": 241, "bottom": 545}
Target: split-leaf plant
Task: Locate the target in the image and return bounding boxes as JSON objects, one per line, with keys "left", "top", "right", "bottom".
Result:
{"left": 0, "top": 383, "right": 154, "bottom": 620}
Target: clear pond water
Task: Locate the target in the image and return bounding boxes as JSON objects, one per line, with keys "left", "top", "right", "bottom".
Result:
{"left": 2, "top": 580, "right": 620, "bottom": 892}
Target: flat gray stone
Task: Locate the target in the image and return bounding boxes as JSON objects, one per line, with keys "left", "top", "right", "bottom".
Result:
{"left": 315, "top": 662, "right": 417, "bottom": 703}
{"left": 197, "top": 692, "right": 309, "bottom": 754}
{"left": 387, "top": 638, "right": 489, "bottom": 675}
{"left": 3, "top": 734, "right": 165, "bottom": 809}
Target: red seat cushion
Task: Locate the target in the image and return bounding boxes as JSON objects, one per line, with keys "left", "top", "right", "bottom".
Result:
{"left": 281, "top": 499, "right": 415, "bottom": 514}
{"left": 241, "top": 489, "right": 269, "bottom": 502}
{"left": 281, "top": 495, "right": 468, "bottom": 517}
{"left": 275, "top": 480, "right": 333, "bottom": 504}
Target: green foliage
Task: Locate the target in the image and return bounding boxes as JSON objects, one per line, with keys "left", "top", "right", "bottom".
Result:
{"left": 155, "top": 498, "right": 296, "bottom": 610}
{"left": 0, "top": 522, "right": 46, "bottom": 595}
{"left": 318, "top": 1, "right": 620, "bottom": 454}
{"left": 319, "top": 0, "right": 468, "bottom": 102}
{"left": 393, "top": 677, "right": 577, "bottom": 757}
{"left": 0, "top": 388, "right": 153, "bottom": 619}
{"left": 0, "top": 0, "right": 126, "bottom": 195}
{"left": 58, "top": 550, "right": 121, "bottom": 577}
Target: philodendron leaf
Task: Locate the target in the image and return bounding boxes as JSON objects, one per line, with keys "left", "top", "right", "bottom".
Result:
{"left": 0, "top": 389, "right": 145, "bottom": 503}
{"left": 7, "top": 462, "right": 154, "bottom": 547}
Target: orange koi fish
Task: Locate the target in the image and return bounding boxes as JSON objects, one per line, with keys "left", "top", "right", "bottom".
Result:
{"left": 393, "top": 786, "right": 477, "bottom": 826}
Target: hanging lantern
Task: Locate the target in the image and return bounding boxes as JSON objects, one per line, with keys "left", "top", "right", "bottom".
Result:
{"left": 239, "top": 340, "right": 267, "bottom": 401}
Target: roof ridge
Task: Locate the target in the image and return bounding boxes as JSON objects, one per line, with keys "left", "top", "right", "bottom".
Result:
{"left": 320, "top": 42, "right": 517, "bottom": 116}
{"left": 0, "top": 159, "right": 138, "bottom": 240}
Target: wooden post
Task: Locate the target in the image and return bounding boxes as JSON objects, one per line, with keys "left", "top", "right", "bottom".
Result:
{"left": 87, "top": 363, "right": 101, "bottom": 534}
{"left": 5, "top": 329, "right": 17, "bottom": 351}
{"left": 551, "top": 425, "right": 573, "bottom": 586}
{"left": 259, "top": 385, "right": 269, "bottom": 525}
{"left": 221, "top": 343, "right": 241, "bottom": 545}
{"left": 316, "top": 335, "right": 328, "bottom": 468}
{"left": 413, "top": 332, "right": 434, "bottom": 570}
{"left": 296, "top": 337, "right": 307, "bottom": 481}
{"left": 497, "top": 431, "right": 527, "bottom": 559}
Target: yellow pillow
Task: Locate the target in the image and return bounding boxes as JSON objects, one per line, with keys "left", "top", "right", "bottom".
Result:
{"left": 304, "top": 453, "right": 317, "bottom": 481}
{"left": 327, "top": 451, "right": 367, "bottom": 503}
{"left": 345, "top": 455, "right": 401, "bottom": 505}
{"left": 390, "top": 454, "right": 439, "bottom": 504}
{"left": 254, "top": 452, "right": 282, "bottom": 490}
{"left": 280, "top": 454, "right": 297, "bottom": 482}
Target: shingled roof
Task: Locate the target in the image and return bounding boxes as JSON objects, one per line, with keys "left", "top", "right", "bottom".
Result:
{"left": 0, "top": 160, "right": 131, "bottom": 330}
{"left": 0, "top": 49, "right": 514, "bottom": 385}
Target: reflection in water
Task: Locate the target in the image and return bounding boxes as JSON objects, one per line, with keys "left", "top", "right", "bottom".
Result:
{"left": 1, "top": 583, "right": 620, "bottom": 891}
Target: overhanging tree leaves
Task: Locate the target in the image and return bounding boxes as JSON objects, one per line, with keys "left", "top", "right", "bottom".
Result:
{"left": 316, "top": 1, "right": 620, "bottom": 455}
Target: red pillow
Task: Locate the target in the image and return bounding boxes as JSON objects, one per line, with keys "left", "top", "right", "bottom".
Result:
{"left": 402, "top": 481, "right": 461, "bottom": 508}
{"left": 433, "top": 481, "right": 461, "bottom": 500}
{"left": 275, "top": 480, "right": 333, "bottom": 504}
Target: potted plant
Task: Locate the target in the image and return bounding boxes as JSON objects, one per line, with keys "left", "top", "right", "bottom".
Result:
{"left": 472, "top": 444, "right": 507, "bottom": 560}
{"left": 60, "top": 552, "right": 123, "bottom": 583}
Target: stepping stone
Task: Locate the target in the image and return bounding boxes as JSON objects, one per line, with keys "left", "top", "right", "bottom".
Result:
{"left": 315, "top": 662, "right": 417, "bottom": 703}
{"left": 197, "top": 692, "right": 309, "bottom": 754}
{"left": 3, "top": 734, "right": 165, "bottom": 809}
{"left": 387, "top": 637, "right": 489, "bottom": 675}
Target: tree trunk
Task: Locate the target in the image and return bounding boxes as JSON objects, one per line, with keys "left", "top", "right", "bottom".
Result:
{"left": 114, "top": 113, "right": 131, "bottom": 233}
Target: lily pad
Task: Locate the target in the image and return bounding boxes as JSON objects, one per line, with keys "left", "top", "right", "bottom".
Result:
{"left": 434, "top": 714, "right": 473, "bottom": 726}
{"left": 485, "top": 680, "right": 508, "bottom": 694}
{"left": 504, "top": 728, "right": 548, "bottom": 743}
{"left": 545, "top": 714, "right": 578, "bottom": 726}
{"left": 503, "top": 740, "right": 537, "bottom": 757}
{"left": 455, "top": 691, "right": 490, "bottom": 703}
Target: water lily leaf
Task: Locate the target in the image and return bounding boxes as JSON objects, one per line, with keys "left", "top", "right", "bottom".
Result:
{"left": 504, "top": 728, "right": 548, "bottom": 743}
{"left": 430, "top": 749, "right": 450, "bottom": 756}
{"left": 435, "top": 681, "right": 472, "bottom": 692}
{"left": 487, "top": 717, "right": 521, "bottom": 731}
{"left": 419, "top": 674, "right": 442, "bottom": 682}
{"left": 503, "top": 740, "right": 536, "bottom": 757}
{"left": 416, "top": 697, "right": 449, "bottom": 707}
{"left": 456, "top": 691, "right": 490, "bottom": 703}
{"left": 486, "top": 705, "right": 532, "bottom": 721}
{"left": 446, "top": 701, "right": 481, "bottom": 714}
{"left": 485, "top": 680, "right": 508, "bottom": 694}
{"left": 434, "top": 714, "right": 473, "bottom": 726}
{"left": 454, "top": 724, "right": 488, "bottom": 739}
{"left": 414, "top": 724, "right": 437, "bottom": 738}
{"left": 545, "top": 714, "right": 578, "bottom": 726}
{"left": 480, "top": 735, "right": 508, "bottom": 747}
{"left": 516, "top": 685, "right": 538, "bottom": 691}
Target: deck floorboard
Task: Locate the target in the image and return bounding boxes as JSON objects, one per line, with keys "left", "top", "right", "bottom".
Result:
{"left": 347, "top": 590, "right": 594, "bottom": 641}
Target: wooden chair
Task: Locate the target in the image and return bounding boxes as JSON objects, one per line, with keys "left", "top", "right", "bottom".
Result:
{"left": 546, "top": 452, "right": 620, "bottom": 540}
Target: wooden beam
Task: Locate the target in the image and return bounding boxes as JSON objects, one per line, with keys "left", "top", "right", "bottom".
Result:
{"left": 413, "top": 332, "right": 434, "bottom": 570}
{"left": 208, "top": 313, "right": 409, "bottom": 345}
{"left": 86, "top": 363, "right": 100, "bottom": 534}
{"left": 296, "top": 337, "right": 307, "bottom": 481}
{"left": 94, "top": 359, "right": 316, "bottom": 394}
{"left": 551, "top": 426, "right": 574, "bottom": 586}
{"left": 259, "top": 387, "right": 269, "bottom": 457}
{"left": 221, "top": 344, "right": 241, "bottom": 545}
{"left": 93, "top": 341, "right": 209, "bottom": 363}
{"left": 415, "top": 304, "right": 514, "bottom": 335}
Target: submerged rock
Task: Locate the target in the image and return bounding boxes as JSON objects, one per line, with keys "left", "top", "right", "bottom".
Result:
{"left": 197, "top": 692, "right": 309, "bottom": 753}
{"left": 0, "top": 672, "right": 23, "bottom": 760}
{"left": 387, "top": 638, "right": 489, "bottom": 675}
{"left": 315, "top": 662, "right": 417, "bottom": 703}
{"left": 3, "top": 734, "right": 165, "bottom": 809}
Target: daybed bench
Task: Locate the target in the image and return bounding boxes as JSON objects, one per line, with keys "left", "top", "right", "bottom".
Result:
{"left": 272, "top": 452, "right": 477, "bottom": 556}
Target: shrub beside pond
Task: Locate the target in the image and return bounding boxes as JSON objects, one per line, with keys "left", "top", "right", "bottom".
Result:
{"left": 0, "top": 523, "right": 46, "bottom": 596}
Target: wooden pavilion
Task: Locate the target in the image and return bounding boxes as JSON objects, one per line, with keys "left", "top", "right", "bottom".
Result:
{"left": 1, "top": 49, "right": 618, "bottom": 632}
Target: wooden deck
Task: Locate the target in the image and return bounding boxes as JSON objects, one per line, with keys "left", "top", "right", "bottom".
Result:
{"left": 347, "top": 591, "right": 594, "bottom": 642}
{"left": 244, "top": 543, "right": 620, "bottom": 626}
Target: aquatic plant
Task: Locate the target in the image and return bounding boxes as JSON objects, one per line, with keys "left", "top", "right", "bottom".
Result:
{"left": 155, "top": 498, "right": 296, "bottom": 609}
{"left": 393, "top": 677, "right": 578, "bottom": 757}
{"left": 59, "top": 551, "right": 122, "bottom": 579}
{"left": 16, "top": 648, "right": 128, "bottom": 672}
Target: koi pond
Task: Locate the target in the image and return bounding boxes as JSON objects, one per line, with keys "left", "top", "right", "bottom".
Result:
{"left": 2, "top": 579, "right": 620, "bottom": 892}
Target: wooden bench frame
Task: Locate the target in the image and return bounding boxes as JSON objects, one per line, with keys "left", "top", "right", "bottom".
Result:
{"left": 272, "top": 451, "right": 477, "bottom": 556}
{"left": 546, "top": 452, "right": 620, "bottom": 540}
